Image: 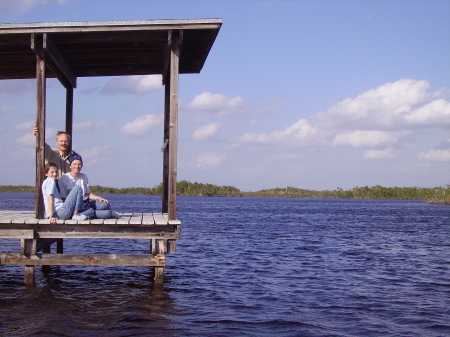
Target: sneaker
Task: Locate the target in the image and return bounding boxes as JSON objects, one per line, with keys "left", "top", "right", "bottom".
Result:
{"left": 72, "top": 214, "right": 87, "bottom": 221}
{"left": 111, "top": 211, "right": 120, "bottom": 219}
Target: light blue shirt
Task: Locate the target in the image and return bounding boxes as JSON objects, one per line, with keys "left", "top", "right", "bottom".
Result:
{"left": 42, "top": 178, "right": 63, "bottom": 218}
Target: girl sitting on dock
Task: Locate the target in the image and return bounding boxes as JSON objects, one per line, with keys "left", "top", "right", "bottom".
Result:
{"left": 42, "top": 162, "right": 88, "bottom": 224}
{"left": 59, "top": 153, "right": 116, "bottom": 219}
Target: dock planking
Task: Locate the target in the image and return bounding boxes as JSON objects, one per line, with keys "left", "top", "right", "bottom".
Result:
{"left": 0, "top": 210, "right": 181, "bottom": 283}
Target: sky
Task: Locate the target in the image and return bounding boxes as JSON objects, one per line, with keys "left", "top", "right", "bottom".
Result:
{"left": 0, "top": 0, "right": 449, "bottom": 192}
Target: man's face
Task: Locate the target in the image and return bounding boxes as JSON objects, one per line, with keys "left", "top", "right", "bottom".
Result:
{"left": 56, "top": 133, "right": 70, "bottom": 152}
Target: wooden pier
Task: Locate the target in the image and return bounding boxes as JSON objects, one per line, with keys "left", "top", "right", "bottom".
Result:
{"left": 0, "top": 211, "right": 180, "bottom": 283}
{"left": 0, "top": 19, "right": 221, "bottom": 284}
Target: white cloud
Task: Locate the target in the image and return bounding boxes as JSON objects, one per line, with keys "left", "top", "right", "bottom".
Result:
{"left": 120, "top": 114, "right": 163, "bottom": 137}
{"left": 15, "top": 133, "right": 35, "bottom": 146}
{"left": 195, "top": 152, "right": 227, "bottom": 169}
{"left": 333, "top": 130, "right": 410, "bottom": 148}
{"left": 239, "top": 119, "right": 321, "bottom": 146}
{"left": 15, "top": 120, "right": 35, "bottom": 131}
{"left": 404, "top": 99, "right": 450, "bottom": 126}
{"left": 186, "top": 92, "right": 244, "bottom": 117}
{"left": 363, "top": 148, "right": 395, "bottom": 160}
{"left": 315, "top": 79, "right": 433, "bottom": 131}
{"left": 74, "top": 120, "right": 108, "bottom": 132}
{"left": 237, "top": 79, "right": 449, "bottom": 155}
{"left": 192, "top": 123, "right": 222, "bottom": 141}
{"left": 101, "top": 75, "right": 163, "bottom": 95}
{"left": 418, "top": 149, "right": 450, "bottom": 162}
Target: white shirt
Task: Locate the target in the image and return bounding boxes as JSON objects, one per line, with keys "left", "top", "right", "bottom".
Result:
{"left": 59, "top": 172, "right": 90, "bottom": 200}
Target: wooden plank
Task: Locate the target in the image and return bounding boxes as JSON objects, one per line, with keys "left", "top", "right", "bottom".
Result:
{"left": 117, "top": 213, "right": 132, "bottom": 225}
{"left": 0, "top": 212, "right": 180, "bottom": 229}
{"left": 90, "top": 219, "right": 105, "bottom": 225}
{"left": 142, "top": 213, "right": 155, "bottom": 225}
{"left": 0, "top": 222, "right": 176, "bottom": 232}
{"left": 167, "top": 239, "right": 177, "bottom": 254}
{"left": 129, "top": 213, "right": 143, "bottom": 224}
{"left": 153, "top": 213, "right": 168, "bottom": 225}
{"left": 0, "top": 229, "right": 34, "bottom": 239}
{"left": 36, "top": 232, "right": 178, "bottom": 239}
{"left": 0, "top": 253, "right": 166, "bottom": 267}
{"left": 163, "top": 213, "right": 181, "bottom": 225}
{"left": 155, "top": 239, "right": 167, "bottom": 254}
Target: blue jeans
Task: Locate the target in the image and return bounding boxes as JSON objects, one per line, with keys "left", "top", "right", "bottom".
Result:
{"left": 55, "top": 185, "right": 84, "bottom": 219}
{"left": 78, "top": 199, "right": 111, "bottom": 219}
{"left": 89, "top": 199, "right": 112, "bottom": 219}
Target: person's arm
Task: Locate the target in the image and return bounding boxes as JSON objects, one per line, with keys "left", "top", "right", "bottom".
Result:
{"left": 33, "top": 126, "right": 53, "bottom": 162}
{"left": 47, "top": 194, "right": 58, "bottom": 224}
{"left": 87, "top": 192, "right": 109, "bottom": 203}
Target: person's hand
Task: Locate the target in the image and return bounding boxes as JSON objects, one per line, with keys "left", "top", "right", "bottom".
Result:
{"left": 98, "top": 197, "right": 109, "bottom": 203}
{"left": 49, "top": 216, "right": 58, "bottom": 224}
{"left": 33, "top": 126, "right": 38, "bottom": 136}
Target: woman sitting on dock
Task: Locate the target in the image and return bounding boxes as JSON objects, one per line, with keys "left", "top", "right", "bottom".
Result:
{"left": 42, "top": 162, "right": 88, "bottom": 224}
{"left": 59, "top": 153, "right": 116, "bottom": 219}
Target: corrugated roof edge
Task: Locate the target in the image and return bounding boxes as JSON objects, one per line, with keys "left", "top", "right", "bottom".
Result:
{"left": 0, "top": 18, "right": 223, "bottom": 30}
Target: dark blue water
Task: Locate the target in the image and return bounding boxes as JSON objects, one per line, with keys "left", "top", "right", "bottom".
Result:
{"left": 1, "top": 193, "right": 449, "bottom": 336}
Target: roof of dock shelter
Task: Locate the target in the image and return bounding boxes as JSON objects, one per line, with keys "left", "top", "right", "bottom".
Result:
{"left": 0, "top": 19, "right": 222, "bottom": 81}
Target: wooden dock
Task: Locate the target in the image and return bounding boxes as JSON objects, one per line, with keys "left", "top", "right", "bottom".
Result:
{"left": 0, "top": 210, "right": 181, "bottom": 284}
{"left": 0, "top": 19, "right": 222, "bottom": 285}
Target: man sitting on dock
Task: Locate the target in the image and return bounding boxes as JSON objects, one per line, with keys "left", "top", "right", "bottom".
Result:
{"left": 33, "top": 126, "right": 76, "bottom": 178}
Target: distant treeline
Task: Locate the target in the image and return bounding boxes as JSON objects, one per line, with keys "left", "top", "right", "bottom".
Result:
{"left": 0, "top": 181, "right": 448, "bottom": 204}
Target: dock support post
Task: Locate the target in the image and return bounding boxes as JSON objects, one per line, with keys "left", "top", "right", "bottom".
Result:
{"left": 32, "top": 33, "right": 46, "bottom": 220}
{"left": 162, "top": 30, "right": 181, "bottom": 220}
{"left": 21, "top": 239, "right": 37, "bottom": 284}
{"left": 154, "top": 267, "right": 164, "bottom": 284}
{"left": 151, "top": 239, "right": 167, "bottom": 283}
{"left": 65, "top": 87, "right": 73, "bottom": 151}
{"left": 57, "top": 239, "right": 64, "bottom": 253}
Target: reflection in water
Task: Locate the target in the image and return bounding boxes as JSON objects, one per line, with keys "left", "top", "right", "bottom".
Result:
{"left": 1, "top": 266, "right": 179, "bottom": 336}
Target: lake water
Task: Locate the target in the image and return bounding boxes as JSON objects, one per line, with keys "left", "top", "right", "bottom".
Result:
{"left": 0, "top": 193, "right": 449, "bottom": 337}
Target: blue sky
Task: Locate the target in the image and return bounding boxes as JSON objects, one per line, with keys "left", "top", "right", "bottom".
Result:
{"left": 0, "top": 0, "right": 449, "bottom": 192}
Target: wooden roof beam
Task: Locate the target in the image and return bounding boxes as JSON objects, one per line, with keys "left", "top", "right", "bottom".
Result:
{"left": 31, "top": 33, "right": 76, "bottom": 88}
{"left": 43, "top": 33, "right": 76, "bottom": 88}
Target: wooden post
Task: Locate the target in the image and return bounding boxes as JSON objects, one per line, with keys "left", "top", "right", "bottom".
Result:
{"left": 154, "top": 267, "right": 164, "bottom": 284}
{"left": 21, "top": 239, "right": 37, "bottom": 284}
{"left": 32, "top": 33, "right": 46, "bottom": 220}
{"left": 167, "top": 30, "right": 181, "bottom": 220}
{"left": 57, "top": 239, "right": 64, "bottom": 254}
{"left": 65, "top": 87, "right": 73, "bottom": 152}
{"left": 162, "top": 30, "right": 182, "bottom": 219}
{"left": 162, "top": 74, "right": 170, "bottom": 214}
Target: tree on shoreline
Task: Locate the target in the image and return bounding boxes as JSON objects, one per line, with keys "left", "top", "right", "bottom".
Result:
{"left": 0, "top": 181, "right": 448, "bottom": 204}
